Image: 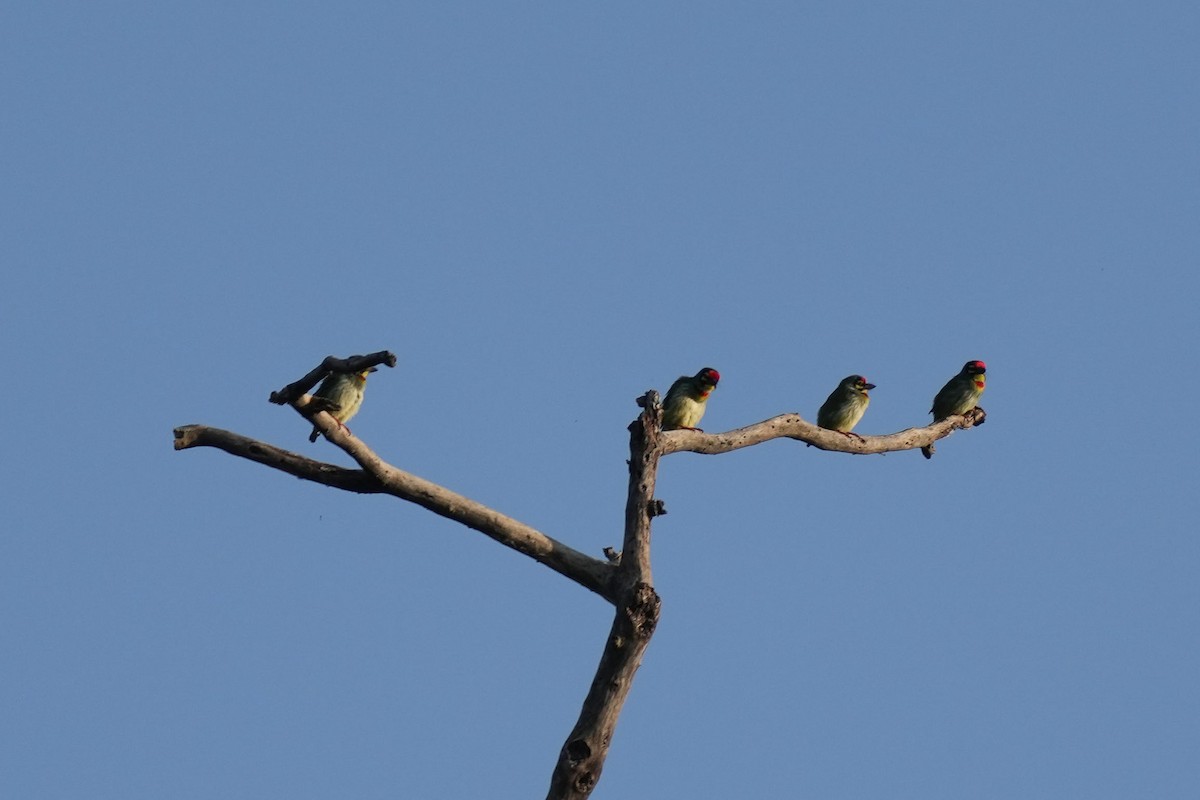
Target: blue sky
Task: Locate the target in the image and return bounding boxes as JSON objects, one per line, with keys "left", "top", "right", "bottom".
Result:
{"left": 4, "top": 2, "right": 1199, "bottom": 798}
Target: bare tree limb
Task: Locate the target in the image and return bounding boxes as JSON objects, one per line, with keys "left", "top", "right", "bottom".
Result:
{"left": 617, "top": 391, "right": 664, "bottom": 588}
{"left": 547, "top": 392, "right": 665, "bottom": 799}
{"left": 544, "top": 397, "right": 988, "bottom": 797}
{"left": 547, "top": 582, "right": 660, "bottom": 799}
{"left": 173, "top": 422, "right": 615, "bottom": 599}
{"left": 660, "top": 407, "right": 987, "bottom": 457}
{"left": 174, "top": 424, "right": 386, "bottom": 494}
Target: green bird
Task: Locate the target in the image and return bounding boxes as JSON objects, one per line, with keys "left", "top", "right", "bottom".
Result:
{"left": 308, "top": 367, "right": 377, "bottom": 442}
{"left": 662, "top": 367, "right": 720, "bottom": 431}
{"left": 817, "top": 375, "right": 875, "bottom": 438}
{"left": 922, "top": 360, "right": 986, "bottom": 459}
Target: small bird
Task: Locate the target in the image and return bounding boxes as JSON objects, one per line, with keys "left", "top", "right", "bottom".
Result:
{"left": 922, "top": 360, "right": 987, "bottom": 459}
{"left": 817, "top": 375, "right": 876, "bottom": 438}
{"left": 308, "top": 367, "right": 377, "bottom": 442}
{"left": 662, "top": 367, "right": 720, "bottom": 431}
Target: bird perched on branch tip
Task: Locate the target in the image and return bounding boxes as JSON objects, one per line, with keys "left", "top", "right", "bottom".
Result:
{"left": 662, "top": 367, "right": 720, "bottom": 431}
{"left": 308, "top": 367, "right": 377, "bottom": 442}
{"left": 922, "top": 360, "right": 986, "bottom": 459}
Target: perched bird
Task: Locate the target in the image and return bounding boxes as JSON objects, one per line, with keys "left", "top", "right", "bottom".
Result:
{"left": 817, "top": 375, "right": 876, "bottom": 438}
{"left": 308, "top": 367, "right": 377, "bottom": 442}
{"left": 662, "top": 367, "right": 720, "bottom": 431}
{"left": 922, "top": 360, "right": 987, "bottom": 459}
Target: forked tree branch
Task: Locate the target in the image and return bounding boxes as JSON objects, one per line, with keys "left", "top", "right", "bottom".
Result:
{"left": 175, "top": 356, "right": 988, "bottom": 800}
{"left": 546, "top": 399, "right": 986, "bottom": 797}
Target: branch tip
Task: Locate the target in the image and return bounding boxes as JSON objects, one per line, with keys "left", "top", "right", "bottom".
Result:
{"left": 635, "top": 389, "right": 661, "bottom": 410}
{"left": 173, "top": 424, "right": 201, "bottom": 450}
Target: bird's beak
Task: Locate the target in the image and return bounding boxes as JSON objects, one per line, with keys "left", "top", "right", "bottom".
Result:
{"left": 864, "top": 383, "right": 876, "bottom": 390}
{"left": 367, "top": 366, "right": 379, "bottom": 373}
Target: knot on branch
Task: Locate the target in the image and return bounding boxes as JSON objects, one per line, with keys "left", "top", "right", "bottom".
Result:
{"left": 635, "top": 389, "right": 661, "bottom": 410}
{"left": 173, "top": 424, "right": 201, "bottom": 450}
{"left": 628, "top": 390, "right": 665, "bottom": 446}
{"left": 558, "top": 740, "right": 598, "bottom": 794}
{"left": 566, "top": 739, "right": 592, "bottom": 763}
{"left": 625, "top": 582, "right": 661, "bottom": 639}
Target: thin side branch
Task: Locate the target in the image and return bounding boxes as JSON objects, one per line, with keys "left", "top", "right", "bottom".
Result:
{"left": 660, "top": 407, "right": 987, "bottom": 456}
{"left": 174, "top": 423, "right": 615, "bottom": 599}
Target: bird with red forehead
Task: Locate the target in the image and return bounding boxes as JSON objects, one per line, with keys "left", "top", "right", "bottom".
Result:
{"left": 661, "top": 367, "right": 720, "bottom": 431}
{"left": 922, "top": 360, "right": 986, "bottom": 458}
{"left": 817, "top": 374, "right": 876, "bottom": 439}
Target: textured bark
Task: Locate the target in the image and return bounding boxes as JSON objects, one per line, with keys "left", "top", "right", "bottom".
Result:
{"left": 546, "top": 393, "right": 664, "bottom": 799}
{"left": 546, "top": 582, "right": 660, "bottom": 799}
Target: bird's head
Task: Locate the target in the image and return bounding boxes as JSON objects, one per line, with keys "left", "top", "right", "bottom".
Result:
{"left": 963, "top": 360, "right": 986, "bottom": 375}
{"left": 848, "top": 375, "right": 875, "bottom": 393}
{"left": 696, "top": 367, "right": 720, "bottom": 389}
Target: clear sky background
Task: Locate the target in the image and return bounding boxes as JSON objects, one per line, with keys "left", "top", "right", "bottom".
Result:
{"left": 4, "top": 3, "right": 1199, "bottom": 798}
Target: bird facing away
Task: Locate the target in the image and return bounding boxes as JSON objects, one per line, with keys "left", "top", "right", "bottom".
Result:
{"left": 922, "top": 360, "right": 986, "bottom": 458}
{"left": 308, "top": 367, "right": 377, "bottom": 442}
{"left": 662, "top": 367, "right": 720, "bottom": 431}
{"left": 817, "top": 375, "right": 876, "bottom": 438}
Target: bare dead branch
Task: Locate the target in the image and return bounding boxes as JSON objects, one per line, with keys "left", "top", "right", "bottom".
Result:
{"left": 660, "top": 407, "right": 987, "bottom": 457}
{"left": 547, "top": 583, "right": 660, "bottom": 799}
{"left": 618, "top": 391, "right": 663, "bottom": 588}
{"left": 174, "top": 422, "right": 615, "bottom": 599}
{"left": 547, "top": 394, "right": 665, "bottom": 799}
{"left": 173, "top": 424, "right": 385, "bottom": 493}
